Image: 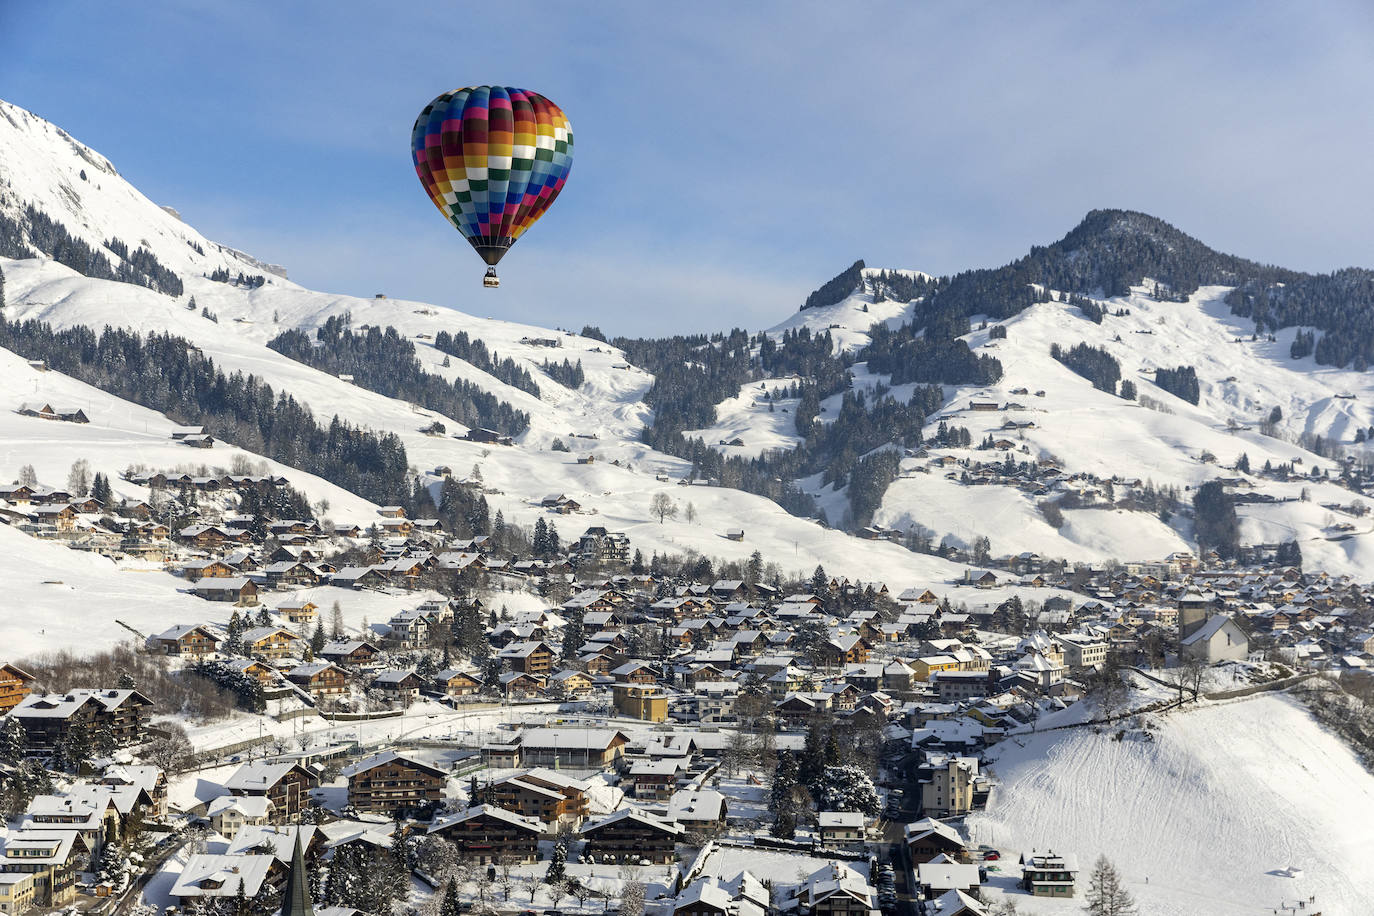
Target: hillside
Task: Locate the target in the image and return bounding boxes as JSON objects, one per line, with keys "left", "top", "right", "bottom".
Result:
{"left": 5, "top": 94, "right": 1374, "bottom": 591}
{"left": 968, "top": 693, "right": 1374, "bottom": 915}
{"left": 0, "top": 98, "right": 999, "bottom": 649}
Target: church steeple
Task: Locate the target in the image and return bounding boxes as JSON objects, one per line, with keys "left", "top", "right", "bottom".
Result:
{"left": 281, "top": 832, "right": 314, "bottom": 916}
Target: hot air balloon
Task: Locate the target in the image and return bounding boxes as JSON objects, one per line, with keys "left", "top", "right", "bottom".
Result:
{"left": 412, "top": 86, "right": 573, "bottom": 288}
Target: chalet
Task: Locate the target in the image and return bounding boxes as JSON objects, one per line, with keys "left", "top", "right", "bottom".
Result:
{"left": 817, "top": 811, "right": 866, "bottom": 848}
{"left": 610, "top": 660, "right": 659, "bottom": 685}
{"left": 0, "top": 485, "right": 36, "bottom": 505}
{"left": 17, "top": 403, "right": 89, "bottom": 424}
{"left": 464, "top": 428, "right": 514, "bottom": 446}
{"left": 497, "top": 641, "right": 554, "bottom": 676}
{"left": 222, "top": 658, "right": 280, "bottom": 687}
{"left": 320, "top": 640, "right": 381, "bottom": 668}
{"left": 239, "top": 627, "right": 300, "bottom": 659}
{"left": 540, "top": 494, "right": 582, "bottom": 513}
{"left": 148, "top": 624, "right": 223, "bottom": 660}
{"left": 369, "top": 669, "right": 426, "bottom": 705}
{"left": 509, "top": 727, "right": 630, "bottom": 769}
{"left": 577, "top": 527, "right": 631, "bottom": 563}
{"left": 190, "top": 577, "right": 259, "bottom": 606}
{"left": 905, "top": 817, "right": 969, "bottom": 864}
{"left": 724, "top": 529, "right": 745, "bottom": 541}
{"left": 915, "top": 862, "right": 981, "bottom": 902}
{"left": 548, "top": 669, "right": 595, "bottom": 696}
{"left": 181, "top": 559, "right": 237, "bottom": 582}
{"left": 341, "top": 750, "right": 447, "bottom": 815}
{"left": 179, "top": 525, "right": 236, "bottom": 550}
{"left": 224, "top": 760, "right": 317, "bottom": 822}
{"left": 32, "top": 505, "right": 77, "bottom": 532}
{"left": 783, "top": 862, "right": 879, "bottom": 916}
{"left": 0, "top": 829, "right": 91, "bottom": 908}
{"left": 285, "top": 663, "right": 349, "bottom": 700}
{"left": 277, "top": 602, "right": 319, "bottom": 628}
{"left": 668, "top": 788, "right": 728, "bottom": 832}
{"left": 0, "top": 664, "right": 35, "bottom": 715}
{"left": 580, "top": 807, "right": 683, "bottom": 864}
{"left": 262, "top": 562, "right": 322, "bottom": 588}
{"left": 486, "top": 769, "right": 591, "bottom": 825}
{"left": 330, "top": 567, "right": 389, "bottom": 590}
{"left": 427, "top": 805, "right": 541, "bottom": 863}
{"left": 168, "top": 854, "right": 275, "bottom": 905}
{"left": 1020, "top": 850, "right": 1078, "bottom": 898}
{"left": 497, "top": 671, "right": 544, "bottom": 699}
{"left": 11, "top": 689, "right": 153, "bottom": 751}
{"left": 206, "top": 795, "right": 274, "bottom": 840}
{"left": 433, "top": 668, "right": 483, "bottom": 697}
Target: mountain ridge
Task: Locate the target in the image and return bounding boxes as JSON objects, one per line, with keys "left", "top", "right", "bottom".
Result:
{"left": 5, "top": 96, "right": 1374, "bottom": 580}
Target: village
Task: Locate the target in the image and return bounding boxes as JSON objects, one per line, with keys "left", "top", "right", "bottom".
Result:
{"left": 0, "top": 449, "right": 1369, "bottom": 916}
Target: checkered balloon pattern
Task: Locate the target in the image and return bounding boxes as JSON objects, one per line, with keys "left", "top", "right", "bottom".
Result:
{"left": 412, "top": 86, "right": 574, "bottom": 266}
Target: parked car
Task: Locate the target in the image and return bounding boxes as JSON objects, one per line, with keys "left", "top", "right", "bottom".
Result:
{"left": 983, "top": 851, "right": 1000, "bottom": 861}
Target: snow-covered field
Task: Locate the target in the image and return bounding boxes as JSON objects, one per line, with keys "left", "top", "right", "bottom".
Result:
{"left": 969, "top": 693, "right": 1374, "bottom": 915}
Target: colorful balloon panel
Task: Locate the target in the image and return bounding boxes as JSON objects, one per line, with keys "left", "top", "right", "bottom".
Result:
{"left": 412, "top": 86, "right": 573, "bottom": 266}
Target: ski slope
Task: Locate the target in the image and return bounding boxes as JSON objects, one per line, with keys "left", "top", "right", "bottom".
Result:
{"left": 968, "top": 693, "right": 1374, "bottom": 915}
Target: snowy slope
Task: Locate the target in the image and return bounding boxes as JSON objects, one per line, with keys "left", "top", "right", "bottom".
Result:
{"left": 850, "top": 284, "right": 1374, "bottom": 576}
{"left": 766, "top": 267, "right": 929, "bottom": 354}
{"left": 0, "top": 99, "right": 286, "bottom": 283}
{"left": 968, "top": 694, "right": 1374, "bottom": 915}
{"left": 5, "top": 93, "right": 1374, "bottom": 584}
{"left": 0, "top": 344, "right": 379, "bottom": 521}
{"left": 0, "top": 99, "right": 999, "bottom": 618}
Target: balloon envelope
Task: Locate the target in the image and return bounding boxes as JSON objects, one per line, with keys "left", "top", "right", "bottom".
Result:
{"left": 412, "top": 86, "right": 573, "bottom": 267}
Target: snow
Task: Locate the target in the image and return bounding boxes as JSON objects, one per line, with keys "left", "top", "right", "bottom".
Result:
{"left": 854, "top": 282, "right": 1374, "bottom": 577}
{"left": 968, "top": 693, "right": 1374, "bottom": 915}
{"left": 766, "top": 268, "right": 929, "bottom": 354}
{"left": 683, "top": 379, "right": 805, "bottom": 459}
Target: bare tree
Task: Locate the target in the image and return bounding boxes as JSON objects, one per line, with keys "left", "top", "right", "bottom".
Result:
{"left": 685, "top": 501, "right": 697, "bottom": 524}
{"left": 67, "top": 458, "right": 91, "bottom": 497}
{"left": 145, "top": 723, "right": 197, "bottom": 774}
{"left": 650, "top": 492, "right": 678, "bottom": 524}
{"left": 618, "top": 880, "right": 646, "bottom": 916}
{"left": 17, "top": 465, "right": 37, "bottom": 487}
{"left": 494, "top": 854, "right": 517, "bottom": 902}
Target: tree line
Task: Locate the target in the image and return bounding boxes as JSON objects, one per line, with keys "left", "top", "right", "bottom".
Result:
{"left": 0, "top": 202, "right": 182, "bottom": 295}
{"left": 0, "top": 313, "right": 410, "bottom": 504}
{"left": 268, "top": 314, "right": 529, "bottom": 436}
{"left": 433, "top": 329, "right": 541, "bottom": 396}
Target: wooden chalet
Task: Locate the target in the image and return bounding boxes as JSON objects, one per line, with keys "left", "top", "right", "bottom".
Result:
{"left": 580, "top": 808, "right": 684, "bottom": 864}
{"left": 426, "top": 805, "right": 541, "bottom": 863}
{"left": 341, "top": 750, "right": 447, "bottom": 815}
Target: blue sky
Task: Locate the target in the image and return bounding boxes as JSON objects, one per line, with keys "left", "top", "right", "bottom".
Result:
{"left": 4, "top": 1, "right": 1374, "bottom": 335}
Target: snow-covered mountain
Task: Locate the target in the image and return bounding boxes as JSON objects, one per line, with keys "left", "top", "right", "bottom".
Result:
{"left": 4, "top": 93, "right": 1374, "bottom": 608}
{"left": 0, "top": 97, "right": 989, "bottom": 642}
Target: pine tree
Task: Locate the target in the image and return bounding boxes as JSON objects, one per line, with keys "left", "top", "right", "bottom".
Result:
{"left": 117, "top": 672, "right": 136, "bottom": 689}
{"left": 311, "top": 622, "right": 326, "bottom": 655}
{"left": 560, "top": 613, "right": 585, "bottom": 661}
{"left": 1084, "top": 855, "right": 1137, "bottom": 915}
{"left": 0, "top": 716, "right": 27, "bottom": 765}
{"left": 440, "top": 878, "right": 460, "bottom": 916}
{"left": 809, "top": 564, "right": 829, "bottom": 597}
{"left": 544, "top": 840, "right": 567, "bottom": 884}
